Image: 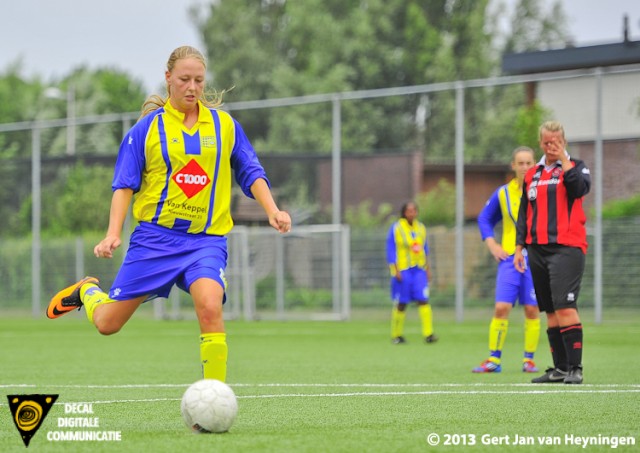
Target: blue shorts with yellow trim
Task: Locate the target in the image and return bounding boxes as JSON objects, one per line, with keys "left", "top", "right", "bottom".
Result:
{"left": 109, "top": 222, "right": 227, "bottom": 302}
{"left": 391, "top": 266, "right": 429, "bottom": 304}
{"left": 494, "top": 255, "right": 537, "bottom": 306}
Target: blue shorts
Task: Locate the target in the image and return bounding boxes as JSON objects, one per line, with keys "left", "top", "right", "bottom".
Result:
{"left": 391, "top": 267, "right": 429, "bottom": 304}
{"left": 494, "top": 255, "right": 537, "bottom": 306}
{"left": 109, "top": 222, "right": 228, "bottom": 302}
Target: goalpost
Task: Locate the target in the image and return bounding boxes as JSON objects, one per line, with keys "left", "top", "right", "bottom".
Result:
{"left": 153, "top": 224, "right": 351, "bottom": 321}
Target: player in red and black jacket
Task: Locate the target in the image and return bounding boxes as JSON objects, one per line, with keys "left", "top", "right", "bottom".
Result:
{"left": 514, "top": 120, "right": 591, "bottom": 385}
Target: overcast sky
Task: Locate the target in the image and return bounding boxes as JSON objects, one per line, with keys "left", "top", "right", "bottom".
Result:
{"left": 2, "top": 0, "right": 639, "bottom": 92}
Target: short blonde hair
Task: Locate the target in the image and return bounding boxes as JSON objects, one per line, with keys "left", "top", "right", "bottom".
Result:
{"left": 539, "top": 121, "right": 565, "bottom": 140}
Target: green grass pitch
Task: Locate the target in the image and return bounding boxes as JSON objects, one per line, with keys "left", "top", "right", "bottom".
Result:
{"left": 1, "top": 309, "right": 638, "bottom": 452}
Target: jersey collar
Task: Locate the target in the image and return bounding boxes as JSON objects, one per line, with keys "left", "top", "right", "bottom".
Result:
{"left": 164, "top": 100, "right": 213, "bottom": 125}
{"left": 538, "top": 150, "right": 570, "bottom": 170}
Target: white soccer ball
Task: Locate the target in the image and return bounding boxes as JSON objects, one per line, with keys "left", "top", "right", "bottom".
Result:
{"left": 181, "top": 379, "right": 238, "bottom": 433}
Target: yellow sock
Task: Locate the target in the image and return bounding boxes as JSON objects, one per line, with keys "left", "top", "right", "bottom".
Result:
{"left": 524, "top": 317, "right": 541, "bottom": 359}
{"left": 391, "top": 307, "right": 406, "bottom": 338}
{"left": 418, "top": 304, "right": 434, "bottom": 337}
{"left": 488, "top": 317, "right": 509, "bottom": 362}
{"left": 80, "top": 283, "right": 115, "bottom": 324}
{"left": 200, "top": 333, "right": 228, "bottom": 382}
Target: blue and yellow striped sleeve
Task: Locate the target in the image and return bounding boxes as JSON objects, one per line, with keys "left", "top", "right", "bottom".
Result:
{"left": 386, "top": 224, "right": 398, "bottom": 275}
{"left": 421, "top": 223, "right": 429, "bottom": 257}
{"left": 478, "top": 188, "right": 502, "bottom": 241}
{"left": 230, "top": 118, "right": 270, "bottom": 198}
{"left": 112, "top": 111, "right": 158, "bottom": 192}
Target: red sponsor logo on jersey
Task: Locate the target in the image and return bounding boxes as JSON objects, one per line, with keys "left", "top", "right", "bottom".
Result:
{"left": 573, "top": 342, "right": 582, "bottom": 349}
{"left": 172, "top": 159, "right": 211, "bottom": 198}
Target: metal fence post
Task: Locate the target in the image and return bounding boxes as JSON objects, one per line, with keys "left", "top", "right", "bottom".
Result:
{"left": 31, "top": 125, "right": 42, "bottom": 317}
{"left": 594, "top": 68, "right": 604, "bottom": 324}
{"left": 455, "top": 82, "right": 465, "bottom": 323}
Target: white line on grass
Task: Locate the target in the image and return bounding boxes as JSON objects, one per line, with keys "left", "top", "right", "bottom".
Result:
{"left": 6, "top": 389, "right": 640, "bottom": 406}
{"left": 1, "top": 386, "right": 639, "bottom": 407}
{"left": 239, "top": 389, "right": 640, "bottom": 398}
{"left": 232, "top": 382, "right": 640, "bottom": 388}
{"left": 1, "top": 382, "right": 640, "bottom": 389}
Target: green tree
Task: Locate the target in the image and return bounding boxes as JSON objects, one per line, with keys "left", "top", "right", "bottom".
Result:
{"left": 344, "top": 200, "right": 394, "bottom": 229}
{"left": 42, "top": 67, "right": 146, "bottom": 157}
{"left": 8, "top": 163, "right": 114, "bottom": 237}
{"left": 0, "top": 65, "right": 146, "bottom": 236}
{"left": 0, "top": 62, "right": 46, "bottom": 158}
{"left": 1, "top": 1, "right": 575, "bottom": 235}
{"left": 423, "top": 0, "right": 497, "bottom": 161}
{"left": 196, "top": 0, "right": 568, "bottom": 163}
{"left": 513, "top": 100, "right": 551, "bottom": 150}
{"left": 601, "top": 194, "right": 640, "bottom": 219}
{"left": 468, "top": 0, "right": 570, "bottom": 161}
{"left": 191, "top": 0, "right": 572, "bottom": 216}
{"left": 416, "top": 179, "right": 456, "bottom": 227}
{"left": 0, "top": 64, "right": 146, "bottom": 157}
{"left": 46, "top": 163, "right": 113, "bottom": 236}
{"left": 195, "top": 1, "right": 463, "bottom": 156}
{"left": 501, "top": 0, "right": 571, "bottom": 54}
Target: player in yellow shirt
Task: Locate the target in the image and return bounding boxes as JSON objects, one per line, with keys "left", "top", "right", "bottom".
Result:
{"left": 473, "top": 146, "right": 540, "bottom": 373}
{"left": 387, "top": 201, "right": 437, "bottom": 344}
{"left": 47, "top": 46, "right": 291, "bottom": 383}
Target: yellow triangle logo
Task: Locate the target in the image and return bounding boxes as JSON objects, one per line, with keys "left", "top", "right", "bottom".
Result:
{"left": 7, "top": 394, "right": 58, "bottom": 447}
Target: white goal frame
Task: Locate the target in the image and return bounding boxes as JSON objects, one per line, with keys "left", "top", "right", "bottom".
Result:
{"left": 153, "top": 224, "right": 351, "bottom": 321}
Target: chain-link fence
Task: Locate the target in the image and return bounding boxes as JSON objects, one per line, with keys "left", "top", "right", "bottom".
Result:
{"left": 1, "top": 218, "right": 637, "bottom": 322}
{"left": 1, "top": 66, "right": 639, "bottom": 321}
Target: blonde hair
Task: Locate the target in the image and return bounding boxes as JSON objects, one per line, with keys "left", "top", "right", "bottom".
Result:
{"left": 538, "top": 121, "right": 565, "bottom": 140}
{"left": 139, "top": 46, "right": 227, "bottom": 119}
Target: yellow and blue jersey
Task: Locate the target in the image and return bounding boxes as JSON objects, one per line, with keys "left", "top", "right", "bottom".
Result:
{"left": 386, "top": 218, "right": 429, "bottom": 274}
{"left": 112, "top": 100, "right": 269, "bottom": 236}
{"left": 478, "top": 178, "right": 521, "bottom": 255}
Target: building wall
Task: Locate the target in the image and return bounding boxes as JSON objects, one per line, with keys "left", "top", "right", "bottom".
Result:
{"left": 421, "top": 164, "right": 510, "bottom": 220}
{"left": 571, "top": 138, "right": 640, "bottom": 208}
{"left": 538, "top": 72, "right": 640, "bottom": 142}
{"left": 317, "top": 152, "right": 423, "bottom": 215}
{"left": 317, "top": 154, "right": 513, "bottom": 219}
{"left": 531, "top": 70, "right": 640, "bottom": 211}
{"left": 284, "top": 140, "right": 640, "bottom": 225}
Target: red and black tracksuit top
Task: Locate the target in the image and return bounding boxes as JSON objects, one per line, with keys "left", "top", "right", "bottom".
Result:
{"left": 516, "top": 156, "right": 591, "bottom": 254}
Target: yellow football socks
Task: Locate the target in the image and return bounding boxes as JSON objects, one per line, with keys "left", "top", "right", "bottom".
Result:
{"left": 524, "top": 317, "right": 541, "bottom": 359}
{"left": 488, "top": 317, "right": 509, "bottom": 362}
{"left": 200, "top": 333, "right": 228, "bottom": 382}
{"left": 418, "top": 304, "right": 434, "bottom": 337}
{"left": 391, "top": 307, "right": 406, "bottom": 339}
{"left": 80, "top": 283, "right": 115, "bottom": 324}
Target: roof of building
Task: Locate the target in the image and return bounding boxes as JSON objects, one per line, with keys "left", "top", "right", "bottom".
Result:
{"left": 502, "top": 39, "right": 640, "bottom": 75}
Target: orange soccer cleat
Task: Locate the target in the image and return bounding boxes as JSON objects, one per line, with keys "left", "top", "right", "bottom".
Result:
{"left": 46, "top": 277, "right": 99, "bottom": 319}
